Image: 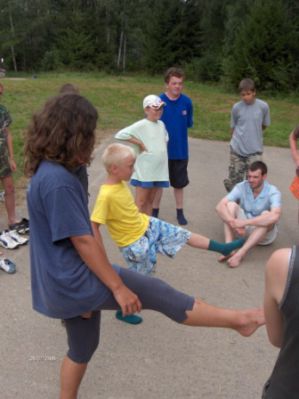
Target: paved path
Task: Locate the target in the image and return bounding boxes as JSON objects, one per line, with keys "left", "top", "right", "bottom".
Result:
{"left": 1, "top": 138, "right": 297, "bottom": 399}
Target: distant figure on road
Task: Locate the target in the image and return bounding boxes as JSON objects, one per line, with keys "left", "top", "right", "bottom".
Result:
{"left": 152, "top": 67, "right": 193, "bottom": 225}
{"left": 217, "top": 161, "right": 281, "bottom": 268}
{"left": 25, "top": 94, "right": 264, "bottom": 399}
{"left": 223, "top": 78, "right": 270, "bottom": 192}
{"left": 263, "top": 246, "right": 299, "bottom": 398}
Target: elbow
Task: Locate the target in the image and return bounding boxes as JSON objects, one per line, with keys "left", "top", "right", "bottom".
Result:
{"left": 268, "top": 334, "right": 282, "bottom": 348}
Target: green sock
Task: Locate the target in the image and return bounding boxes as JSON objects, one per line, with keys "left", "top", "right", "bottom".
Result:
{"left": 208, "top": 238, "right": 246, "bottom": 256}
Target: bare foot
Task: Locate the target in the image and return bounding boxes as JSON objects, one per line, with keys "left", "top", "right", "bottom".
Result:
{"left": 236, "top": 308, "right": 265, "bottom": 337}
{"left": 218, "top": 251, "right": 235, "bottom": 263}
{"left": 227, "top": 252, "right": 243, "bottom": 268}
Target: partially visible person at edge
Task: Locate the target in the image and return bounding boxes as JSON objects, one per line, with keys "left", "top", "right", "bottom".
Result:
{"left": 223, "top": 78, "right": 270, "bottom": 193}
{"left": 25, "top": 93, "right": 264, "bottom": 399}
{"left": 263, "top": 246, "right": 299, "bottom": 399}
{"left": 289, "top": 125, "right": 299, "bottom": 222}
{"left": 0, "top": 83, "right": 29, "bottom": 274}
{"left": 152, "top": 67, "right": 193, "bottom": 225}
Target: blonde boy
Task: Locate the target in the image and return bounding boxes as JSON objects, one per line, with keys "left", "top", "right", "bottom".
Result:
{"left": 91, "top": 143, "right": 245, "bottom": 276}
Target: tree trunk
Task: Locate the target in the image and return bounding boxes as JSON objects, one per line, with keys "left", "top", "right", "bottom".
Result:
{"left": 8, "top": 4, "right": 18, "bottom": 72}
{"left": 117, "top": 31, "right": 124, "bottom": 69}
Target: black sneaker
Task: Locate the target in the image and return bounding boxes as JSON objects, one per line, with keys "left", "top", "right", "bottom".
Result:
{"left": 9, "top": 218, "right": 29, "bottom": 235}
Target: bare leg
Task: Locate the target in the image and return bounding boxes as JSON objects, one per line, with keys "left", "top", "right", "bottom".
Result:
{"left": 223, "top": 202, "right": 240, "bottom": 242}
{"left": 60, "top": 356, "right": 87, "bottom": 399}
{"left": 187, "top": 233, "right": 210, "bottom": 249}
{"left": 174, "top": 187, "right": 184, "bottom": 209}
{"left": 183, "top": 299, "right": 264, "bottom": 337}
{"left": 2, "top": 175, "right": 17, "bottom": 225}
{"left": 218, "top": 202, "right": 243, "bottom": 262}
{"left": 228, "top": 226, "right": 269, "bottom": 268}
{"left": 152, "top": 187, "right": 163, "bottom": 209}
{"left": 135, "top": 187, "right": 158, "bottom": 215}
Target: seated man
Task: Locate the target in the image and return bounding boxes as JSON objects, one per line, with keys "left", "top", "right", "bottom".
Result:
{"left": 216, "top": 161, "right": 281, "bottom": 268}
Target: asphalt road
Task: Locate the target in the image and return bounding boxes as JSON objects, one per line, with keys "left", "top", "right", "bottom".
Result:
{"left": 1, "top": 137, "right": 297, "bottom": 399}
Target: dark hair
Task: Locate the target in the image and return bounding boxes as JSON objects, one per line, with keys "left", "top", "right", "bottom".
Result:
{"left": 239, "top": 78, "right": 255, "bottom": 92}
{"left": 249, "top": 161, "right": 267, "bottom": 175}
{"left": 293, "top": 125, "right": 299, "bottom": 140}
{"left": 59, "top": 83, "right": 79, "bottom": 95}
{"left": 25, "top": 94, "right": 98, "bottom": 176}
{"left": 164, "top": 67, "right": 185, "bottom": 83}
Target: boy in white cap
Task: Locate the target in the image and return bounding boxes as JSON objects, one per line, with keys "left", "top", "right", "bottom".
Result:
{"left": 115, "top": 95, "right": 169, "bottom": 216}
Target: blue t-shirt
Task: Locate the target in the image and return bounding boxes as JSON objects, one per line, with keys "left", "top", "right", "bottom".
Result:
{"left": 27, "top": 161, "right": 117, "bottom": 319}
{"left": 226, "top": 180, "right": 281, "bottom": 218}
{"left": 160, "top": 93, "right": 193, "bottom": 160}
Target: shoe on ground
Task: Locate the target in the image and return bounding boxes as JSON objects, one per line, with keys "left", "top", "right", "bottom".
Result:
{"left": 0, "top": 258, "right": 16, "bottom": 274}
{"left": 9, "top": 229, "right": 29, "bottom": 245}
{"left": 9, "top": 218, "right": 29, "bottom": 235}
{"left": 0, "top": 230, "right": 20, "bottom": 249}
{"left": 115, "top": 310, "right": 143, "bottom": 325}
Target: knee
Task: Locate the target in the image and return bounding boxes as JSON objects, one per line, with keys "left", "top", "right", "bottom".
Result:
{"left": 3, "top": 180, "right": 15, "bottom": 196}
{"left": 66, "top": 313, "right": 100, "bottom": 363}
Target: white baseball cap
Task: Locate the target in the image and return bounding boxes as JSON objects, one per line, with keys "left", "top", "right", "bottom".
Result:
{"left": 143, "top": 94, "right": 165, "bottom": 109}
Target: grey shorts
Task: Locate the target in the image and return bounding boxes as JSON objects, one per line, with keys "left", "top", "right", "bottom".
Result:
{"left": 238, "top": 208, "right": 278, "bottom": 245}
{"left": 64, "top": 266, "right": 194, "bottom": 363}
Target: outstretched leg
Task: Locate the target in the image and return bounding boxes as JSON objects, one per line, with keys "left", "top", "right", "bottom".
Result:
{"left": 187, "top": 232, "right": 245, "bottom": 256}
{"left": 183, "top": 299, "right": 264, "bottom": 337}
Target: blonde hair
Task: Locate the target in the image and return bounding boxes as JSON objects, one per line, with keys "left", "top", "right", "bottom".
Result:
{"left": 102, "top": 143, "right": 135, "bottom": 171}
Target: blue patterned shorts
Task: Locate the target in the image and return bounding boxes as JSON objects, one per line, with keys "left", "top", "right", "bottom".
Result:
{"left": 120, "top": 217, "right": 191, "bottom": 275}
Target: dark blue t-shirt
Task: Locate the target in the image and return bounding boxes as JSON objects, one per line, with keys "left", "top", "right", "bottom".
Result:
{"left": 27, "top": 161, "right": 117, "bottom": 319}
{"left": 160, "top": 93, "right": 193, "bottom": 160}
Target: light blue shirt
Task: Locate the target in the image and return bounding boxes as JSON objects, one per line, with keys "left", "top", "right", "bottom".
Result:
{"left": 226, "top": 180, "right": 281, "bottom": 219}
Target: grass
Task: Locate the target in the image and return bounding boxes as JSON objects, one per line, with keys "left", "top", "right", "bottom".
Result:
{"left": 1, "top": 71, "right": 299, "bottom": 180}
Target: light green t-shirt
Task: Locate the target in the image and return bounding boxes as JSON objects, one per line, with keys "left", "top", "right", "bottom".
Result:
{"left": 115, "top": 118, "right": 169, "bottom": 182}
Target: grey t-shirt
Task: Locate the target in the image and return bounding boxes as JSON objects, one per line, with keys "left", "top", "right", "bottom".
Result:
{"left": 230, "top": 98, "right": 270, "bottom": 156}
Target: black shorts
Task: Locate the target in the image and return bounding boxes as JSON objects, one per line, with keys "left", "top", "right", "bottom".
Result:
{"left": 64, "top": 267, "right": 194, "bottom": 363}
{"left": 168, "top": 159, "right": 189, "bottom": 188}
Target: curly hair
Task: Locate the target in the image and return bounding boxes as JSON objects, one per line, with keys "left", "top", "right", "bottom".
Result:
{"left": 25, "top": 94, "right": 98, "bottom": 176}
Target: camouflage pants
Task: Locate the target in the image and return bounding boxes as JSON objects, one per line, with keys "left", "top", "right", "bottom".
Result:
{"left": 223, "top": 149, "right": 262, "bottom": 192}
{"left": 0, "top": 138, "right": 11, "bottom": 179}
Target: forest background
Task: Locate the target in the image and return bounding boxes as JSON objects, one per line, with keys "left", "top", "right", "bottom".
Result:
{"left": 1, "top": 0, "right": 299, "bottom": 92}
{"left": 0, "top": 0, "right": 299, "bottom": 182}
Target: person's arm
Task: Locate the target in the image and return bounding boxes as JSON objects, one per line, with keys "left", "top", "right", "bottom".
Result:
{"left": 91, "top": 221, "right": 106, "bottom": 252}
{"left": 125, "top": 137, "right": 146, "bottom": 152}
{"left": 5, "top": 128, "right": 17, "bottom": 172}
{"left": 289, "top": 130, "right": 299, "bottom": 168}
{"left": 264, "top": 248, "right": 290, "bottom": 347}
{"left": 231, "top": 207, "right": 281, "bottom": 229}
{"left": 115, "top": 126, "right": 147, "bottom": 152}
{"left": 70, "top": 234, "right": 142, "bottom": 316}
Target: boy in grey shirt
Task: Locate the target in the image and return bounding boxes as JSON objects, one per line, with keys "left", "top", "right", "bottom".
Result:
{"left": 223, "top": 78, "right": 270, "bottom": 192}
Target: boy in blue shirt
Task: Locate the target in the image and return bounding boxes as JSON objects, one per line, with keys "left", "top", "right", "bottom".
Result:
{"left": 152, "top": 67, "right": 193, "bottom": 225}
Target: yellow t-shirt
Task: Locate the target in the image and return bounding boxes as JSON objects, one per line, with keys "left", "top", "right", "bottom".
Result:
{"left": 90, "top": 181, "right": 149, "bottom": 247}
